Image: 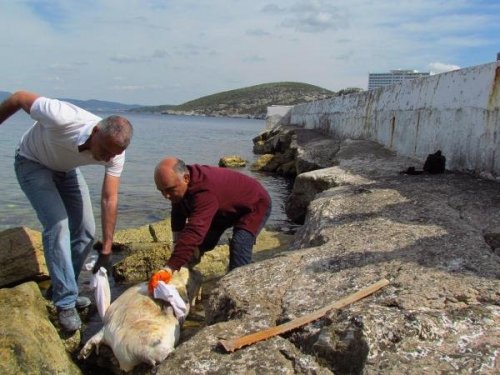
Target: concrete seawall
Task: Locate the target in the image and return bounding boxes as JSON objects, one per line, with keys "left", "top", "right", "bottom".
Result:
{"left": 279, "top": 61, "right": 500, "bottom": 178}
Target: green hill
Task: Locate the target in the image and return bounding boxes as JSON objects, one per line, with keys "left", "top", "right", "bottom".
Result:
{"left": 132, "top": 82, "right": 359, "bottom": 119}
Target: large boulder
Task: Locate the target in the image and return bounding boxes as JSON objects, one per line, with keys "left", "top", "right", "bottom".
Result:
{"left": 218, "top": 155, "right": 246, "bottom": 168}
{"left": 252, "top": 125, "right": 297, "bottom": 155}
{"left": 286, "top": 172, "right": 500, "bottom": 374}
{"left": 113, "top": 219, "right": 173, "bottom": 243}
{"left": 295, "top": 137, "right": 341, "bottom": 175}
{"left": 0, "top": 227, "right": 48, "bottom": 287}
{"left": 251, "top": 152, "right": 295, "bottom": 175}
{"left": 286, "top": 139, "right": 419, "bottom": 224}
{"left": 156, "top": 320, "right": 333, "bottom": 375}
{"left": 113, "top": 242, "right": 173, "bottom": 283}
{"left": 0, "top": 282, "right": 82, "bottom": 375}
{"left": 252, "top": 125, "right": 359, "bottom": 179}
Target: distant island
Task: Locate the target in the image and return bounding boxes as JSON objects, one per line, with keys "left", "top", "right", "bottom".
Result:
{"left": 0, "top": 90, "right": 141, "bottom": 113}
{"left": 57, "top": 98, "right": 142, "bottom": 113}
{"left": 1, "top": 82, "right": 363, "bottom": 119}
{"left": 132, "top": 82, "right": 362, "bottom": 119}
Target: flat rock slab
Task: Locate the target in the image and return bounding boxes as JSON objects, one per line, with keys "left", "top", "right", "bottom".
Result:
{"left": 0, "top": 226, "right": 48, "bottom": 287}
{"left": 159, "top": 162, "right": 499, "bottom": 374}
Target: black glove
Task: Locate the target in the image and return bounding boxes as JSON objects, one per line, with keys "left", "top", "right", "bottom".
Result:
{"left": 92, "top": 252, "right": 112, "bottom": 274}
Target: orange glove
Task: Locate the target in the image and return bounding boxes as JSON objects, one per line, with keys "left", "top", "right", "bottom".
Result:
{"left": 148, "top": 268, "right": 173, "bottom": 295}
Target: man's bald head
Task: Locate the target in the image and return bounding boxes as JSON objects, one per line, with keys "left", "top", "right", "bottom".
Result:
{"left": 154, "top": 157, "right": 189, "bottom": 202}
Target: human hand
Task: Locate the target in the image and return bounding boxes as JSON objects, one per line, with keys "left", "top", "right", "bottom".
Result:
{"left": 92, "top": 252, "right": 112, "bottom": 274}
{"left": 148, "top": 268, "right": 173, "bottom": 294}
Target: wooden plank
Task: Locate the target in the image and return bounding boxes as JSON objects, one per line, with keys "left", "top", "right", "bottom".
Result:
{"left": 218, "top": 278, "right": 390, "bottom": 353}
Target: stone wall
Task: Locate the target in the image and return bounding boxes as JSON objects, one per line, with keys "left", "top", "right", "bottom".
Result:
{"left": 276, "top": 61, "right": 500, "bottom": 179}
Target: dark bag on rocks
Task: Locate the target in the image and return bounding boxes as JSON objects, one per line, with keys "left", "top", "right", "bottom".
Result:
{"left": 423, "top": 150, "right": 446, "bottom": 174}
{"left": 400, "top": 150, "right": 446, "bottom": 175}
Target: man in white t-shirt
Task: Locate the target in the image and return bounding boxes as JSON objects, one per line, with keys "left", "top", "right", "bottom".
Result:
{"left": 0, "top": 91, "right": 133, "bottom": 331}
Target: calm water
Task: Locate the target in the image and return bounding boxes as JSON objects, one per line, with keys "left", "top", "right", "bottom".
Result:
{"left": 0, "top": 111, "right": 293, "bottom": 233}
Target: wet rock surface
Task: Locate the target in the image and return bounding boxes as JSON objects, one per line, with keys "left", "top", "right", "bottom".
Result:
{"left": 0, "top": 227, "right": 48, "bottom": 287}
{"left": 240, "top": 125, "right": 499, "bottom": 374}
{"left": 0, "top": 282, "right": 82, "bottom": 375}
{"left": 218, "top": 155, "right": 247, "bottom": 168}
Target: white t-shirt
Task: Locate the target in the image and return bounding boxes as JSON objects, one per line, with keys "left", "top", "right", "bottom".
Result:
{"left": 18, "top": 97, "right": 125, "bottom": 177}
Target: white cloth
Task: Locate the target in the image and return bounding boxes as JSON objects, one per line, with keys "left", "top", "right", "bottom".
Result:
{"left": 18, "top": 97, "right": 125, "bottom": 176}
{"left": 92, "top": 267, "right": 111, "bottom": 320}
{"left": 153, "top": 281, "right": 188, "bottom": 323}
{"left": 84, "top": 256, "right": 111, "bottom": 320}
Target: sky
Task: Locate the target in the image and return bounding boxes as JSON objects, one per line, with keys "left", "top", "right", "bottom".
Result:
{"left": 1, "top": 0, "right": 499, "bottom": 106}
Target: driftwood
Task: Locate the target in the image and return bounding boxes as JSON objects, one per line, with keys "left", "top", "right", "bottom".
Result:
{"left": 218, "top": 278, "right": 390, "bottom": 353}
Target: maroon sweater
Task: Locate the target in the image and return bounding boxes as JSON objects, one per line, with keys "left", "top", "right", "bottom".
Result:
{"left": 166, "top": 164, "right": 271, "bottom": 270}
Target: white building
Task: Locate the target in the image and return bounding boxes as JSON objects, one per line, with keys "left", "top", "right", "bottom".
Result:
{"left": 368, "top": 69, "right": 430, "bottom": 90}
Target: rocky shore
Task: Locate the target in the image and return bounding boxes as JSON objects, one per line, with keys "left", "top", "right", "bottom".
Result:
{"left": 1, "top": 119, "right": 499, "bottom": 374}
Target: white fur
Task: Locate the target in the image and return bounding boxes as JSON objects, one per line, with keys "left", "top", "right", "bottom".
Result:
{"left": 80, "top": 268, "right": 194, "bottom": 372}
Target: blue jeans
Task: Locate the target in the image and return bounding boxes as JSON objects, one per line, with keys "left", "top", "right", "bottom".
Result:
{"left": 15, "top": 152, "right": 95, "bottom": 309}
{"left": 196, "top": 202, "right": 272, "bottom": 270}
{"left": 229, "top": 202, "right": 272, "bottom": 270}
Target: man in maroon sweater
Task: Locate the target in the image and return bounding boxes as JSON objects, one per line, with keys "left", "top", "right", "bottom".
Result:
{"left": 149, "top": 156, "right": 271, "bottom": 290}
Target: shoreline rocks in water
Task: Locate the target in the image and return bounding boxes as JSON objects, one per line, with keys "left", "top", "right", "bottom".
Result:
{"left": 0, "top": 122, "right": 499, "bottom": 374}
{"left": 218, "top": 155, "right": 246, "bottom": 168}
{"left": 0, "top": 227, "right": 48, "bottom": 287}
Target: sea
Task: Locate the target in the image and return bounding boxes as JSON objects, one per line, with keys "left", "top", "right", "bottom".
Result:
{"left": 0, "top": 111, "right": 294, "bottom": 234}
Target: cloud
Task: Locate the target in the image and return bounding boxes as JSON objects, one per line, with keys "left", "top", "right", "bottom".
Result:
{"left": 152, "top": 49, "right": 168, "bottom": 58}
{"left": 428, "top": 62, "right": 461, "bottom": 74}
{"left": 112, "top": 84, "right": 163, "bottom": 91}
{"left": 43, "top": 75, "right": 65, "bottom": 83}
{"left": 110, "top": 55, "right": 151, "bottom": 64}
{"left": 110, "top": 50, "right": 169, "bottom": 64}
{"left": 400, "top": 14, "right": 492, "bottom": 34}
{"left": 1, "top": 0, "right": 499, "bottom": 105}
{"left": 438, "top": 36, "right": 492, "bottom": 48}
{"left": 261, "top": 4, "right": 285, "bottom": 13}
{"left": 48, "top": 62, "right": 88, "bottom": 72}
{"left": 278, "top": 1, "right": 347, "bottom": 33}
{"left": 242, "top": 55, "right": 266, "bottom": 63}
{"left": 334, "top": 52, "right": 354, "bottom": 61}
{"left": 246, "top": 29, "right": 271, "bottom": 37}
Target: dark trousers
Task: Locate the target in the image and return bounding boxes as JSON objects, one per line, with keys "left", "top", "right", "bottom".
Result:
{"left": 199, "top": 203, "right": 272, "bottom": 270}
